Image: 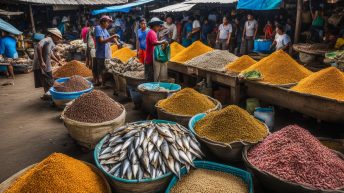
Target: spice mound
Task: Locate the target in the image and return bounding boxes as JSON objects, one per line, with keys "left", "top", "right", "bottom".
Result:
{"left": 185, "top": 50, "right": 238, "bottom": 72}
{"left": 112, "top": 47, "right": 136, "bottom": 63}
{"left": 226, "top": 55, "right": 256, "bottom": 73}
{"left": 291, "top": 67, "right": 344, "bottom": 101}
{"left": 248, "top": 125, "right": 344, "bottom": 190}
{"left": 170, "top": 41, "right": 213, "bottom": 64}
{"left": 98, "top": 121, "right": 203, "bottom": 180}
{"left": 53, "top": 60, "right": 92, "bottom": 78}
{"left": 54, "top": 75, "right": 90, "bottom": 92}
{"left": 170, "top": 42, "right": 185, "bottom": 58}
{"left": 4, "top": 153, "right": 108, "bottom": 193}
{"left": 195, "top": 105, "right": 268, "bottom": 144}
{"left": 242, "top": 50, "right": 312, "bottom": 84}
{"left": 158, "top": 88, "right": 215, "bottom": 116}
{"left": 65, "top": 90, "right": 123, "bottom": 123}
{"left": 170, "top": 168, "right": 248, "bottom": 193}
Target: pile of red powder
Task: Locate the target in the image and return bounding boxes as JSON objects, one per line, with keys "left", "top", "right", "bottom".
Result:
{"left": 248, "top": 125, "right": 344, "bottom": 190}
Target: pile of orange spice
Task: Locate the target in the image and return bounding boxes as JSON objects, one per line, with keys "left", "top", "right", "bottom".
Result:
{"left": 226, "top": 55, "right": 257, "bottom": 73}
{"left": 170, "top": 41, "right": 213, "bottom": 64}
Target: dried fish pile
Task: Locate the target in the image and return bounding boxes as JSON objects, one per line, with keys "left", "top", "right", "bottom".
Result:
{"left": 185, "top": 50, "right": 238, "bottom": 72}
{"left": 123, "top": 71, "right": 145, "bottom": 79}
{"left": 98, "top": 121, "right": 204, "bottom": 180}
{"left": 105, "top": 57, "right": 144, "bottom": 74}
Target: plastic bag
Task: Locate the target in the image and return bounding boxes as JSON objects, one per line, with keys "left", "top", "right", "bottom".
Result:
{"left": 154, "top": 45, "right": 170, "bottom": 63}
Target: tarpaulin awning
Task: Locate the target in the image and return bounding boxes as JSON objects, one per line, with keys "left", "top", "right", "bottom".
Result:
{"left": 151, "top": 2, "right": 196, "bottom": 13}
{"left": 237, "top": 0, "right": 282, "bottom": 10}
{"left": 0, "top": 9, "right": 23, "bottom": 16}
{"left": 5, "top": 0, "right": 127, "bottom": 5}
{"left": 0, "top": 18, "right": 22, "bottom": 35}
{"left": 91, "top": 0, "right": 154, "bottom": 15}
{"left": 185, "top": 0, "right": 237, "bottom": 4}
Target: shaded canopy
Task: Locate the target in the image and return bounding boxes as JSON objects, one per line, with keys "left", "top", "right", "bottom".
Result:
{"left": 5, "top": 0, "right": 127, "bottom": 5}
{"left": 0, "top": 18, "right": 22, "bottom": 35}
{"left": 91, "top": 0, "right": 153, "bottom": 15}
{"left": 151, "top": 2, "right": 196, "bottom": 13}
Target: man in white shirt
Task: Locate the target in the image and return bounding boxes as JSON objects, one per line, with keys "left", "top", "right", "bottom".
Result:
{"left": 216, "top": 16, "right": 232, "bottom": 50}
{"left": 159, "top": 16, "right": 177, "bottom": 42}
{"left": 271, "top": 24, "right": 291, "bottom": 51}
{"left": 242, "top": 13, "right": 258, "bottom": 54}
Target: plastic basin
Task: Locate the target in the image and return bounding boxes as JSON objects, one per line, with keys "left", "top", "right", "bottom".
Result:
{"left": 254, "top": 39, "right": 272, "bottom": 53}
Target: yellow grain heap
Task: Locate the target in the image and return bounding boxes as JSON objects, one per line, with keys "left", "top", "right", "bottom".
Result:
{"left": 226, "top": 55, "right": 256, "bottom": 73}
{"left": 170, "top": 41, "right": 213, "bottom": 64}
{"left": 242, "top": 50, "right": 312, "bottom": 84}
{"left": 5, "top": 153, "right": 108, "bottom": 193}
{"left": 111, "top": 44, "right": 119, "bottom": 58}
{"left": 53, "top": 60, "right": 92, "bottom": 78}
{"left": 291, "top": 67, "right": 344, "bottom": 101}
{"left": 158, "top": 88, "right": 215, "bottom": 116}
{"left": 195, "top": 105, "right": 268, "bottom": 144}
{"left": 113, "top": 47, "right": 136, "bottom": 63}
{"left": 170, "top": 42, "right": 185, "bottom": 58}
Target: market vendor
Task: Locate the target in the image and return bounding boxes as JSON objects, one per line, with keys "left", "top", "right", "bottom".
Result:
{"left": 0, "top": 31, "right": 18, "bottom": 79}
{"left": 270, "top": 24, "right": 291, "bottom": 51}
{"left": 33, "top": 28, "right": 63, "bottom": 100}
{"left": 145, "top": 17, "right": 168, "bottom": 82}
{"left": 136, "top": 18, "right": 149, "bottom": 64}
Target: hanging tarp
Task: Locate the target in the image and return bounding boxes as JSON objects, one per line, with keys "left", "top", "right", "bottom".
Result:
{"left": 91, "top": 0, "right": 154, "bottom": 15}
{"left": 0, "top": 18, "right": 22, "bottom": 35}
{"left": 237, "top": 0, "right": 282, "bottom": 10}
{"left": 151, "top": 2, "right": 196, "bottom": 13}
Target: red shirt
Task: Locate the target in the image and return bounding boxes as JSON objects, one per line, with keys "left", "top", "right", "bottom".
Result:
{"left": 145, "top": 29, "right": 158, "bottom": 64}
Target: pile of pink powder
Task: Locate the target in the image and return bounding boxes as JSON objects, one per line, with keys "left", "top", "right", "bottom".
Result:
{"left": 248, "top": 125, "right": 344, "bottom": 190}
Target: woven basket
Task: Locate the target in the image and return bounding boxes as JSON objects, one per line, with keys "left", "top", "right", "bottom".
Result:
{"left": 61, "top": 101, "right": 126, "bottom": 150}
{"left": 242, "top": 146, "right": 344, "bottom": 193}
{"left": 156, "top": 95, "right": 222, "bottom": 127}
{"left": 0, "top": 162, "right": 112, "bottom": 193}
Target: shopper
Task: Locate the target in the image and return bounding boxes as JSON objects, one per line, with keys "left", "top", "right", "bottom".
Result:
{"left": 33, "top": 28, "right": 63, "bottom": 100}
{"left": 264, "top": 20, "right": 273, "bottom": 39}
{"left": 0, "top": 31, "right": 18, "bottom": 79}
{"left": 86, "top": 20, "right": 96, "bottom": 69}
{"left": 136, "top": 18, "right": 149, "bottom": 64}
{"left": 81, "top": 22, "right": 89, "bottom": 43}
{"left": 190, "top": 15, "right": 201, "bottom": 42}
{"left": 216, "top": 16, "right": 232, "bottom": 50}
{"left": 160, "top": 16, "right": 177, "bottom": 42}
{"left": 311, "top": 10, "right": 325, "bottom": 42}
{"left": 182, "top": 17, "right": 193, "bottom": 47}
{"left": 94, "top": 15, "right": 118, "bottom": 86}
{"left": 242, "top": 13, "right": 258, "bottom": 54}
{"left": 145, "top": 17, "right": 168, "bottom": 82}
{"left": 271, "top": 24, "right": 291, "bottom": 51}
{"left": 201, "top": 18, "right": 212, "bottom": 45}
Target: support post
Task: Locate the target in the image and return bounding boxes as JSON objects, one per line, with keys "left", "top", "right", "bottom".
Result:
{"left": 29, "top": 4, "right": 36, "bottom": 33}
{"left": 294, "top": 0, "right": 302, "bottom": 43}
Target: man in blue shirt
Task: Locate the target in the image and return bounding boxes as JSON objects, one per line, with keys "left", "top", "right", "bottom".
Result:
{"left": 136, "top": 18, "right": 149, "bottom": 64}
{"left": 0, "top": 31, "right": 18, "bottom": 79}
{"left": 94, "top": 15, "right": 118, "bottom": 86}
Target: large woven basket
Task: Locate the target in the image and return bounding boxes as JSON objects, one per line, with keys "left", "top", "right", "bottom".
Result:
{"left": 61, "top": 101, "right": 126, "bottom": 150}
{"left": 156, "top": 95, "right": 222, "bottom": 127}
{"left": 0, "top": 162, "right": 112, "bottom": 193}
{"left": 242, "top": 146, "right": 344, "bottom": 193}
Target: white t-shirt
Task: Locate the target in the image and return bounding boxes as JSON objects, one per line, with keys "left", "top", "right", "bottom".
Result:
{"left": 275, "top": 33, "right": 291, "bottom": 50}
{"left": 245, "top": 20, "right": 258, "bottom": 37}
{"left": 193, "top": 20, "right": 201, "bottom": 29}
{"left": 218, "top": 23, "right": 232, "bottom": 40}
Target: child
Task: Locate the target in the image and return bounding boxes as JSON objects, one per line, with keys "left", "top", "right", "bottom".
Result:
{"left": 264, "top": 21, "right": 273, "bottom": 39}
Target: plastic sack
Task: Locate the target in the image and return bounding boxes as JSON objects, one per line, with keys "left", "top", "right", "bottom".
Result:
{"left": 154, "top": 45, "right": 170, "bottom": 63}
{"left": 254, "top": 107, "right": 274, "bottom": 130}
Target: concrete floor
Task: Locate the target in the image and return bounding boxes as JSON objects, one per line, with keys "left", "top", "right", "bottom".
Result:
{"left": 0, "top": 73, "right": 343, "bottom": 192}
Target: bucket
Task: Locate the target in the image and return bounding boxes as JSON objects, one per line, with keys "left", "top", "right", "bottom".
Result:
{"left": 254, "top": 107, "right": 274, "bottom": 130}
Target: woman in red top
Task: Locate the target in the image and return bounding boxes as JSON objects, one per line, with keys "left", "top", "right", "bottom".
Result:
{"left": 264, "top": 20, "right": 273, "bottom": 39}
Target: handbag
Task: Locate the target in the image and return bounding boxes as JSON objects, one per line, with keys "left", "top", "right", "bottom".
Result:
{"left": 154, "top": 45, "right": 170, "bottom": 63}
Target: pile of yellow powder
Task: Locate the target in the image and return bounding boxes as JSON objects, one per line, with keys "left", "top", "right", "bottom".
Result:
{"left": 158, "top": 88, "right": 215, "bottom": 116}
{"left": 291, "top": 67, "right": 344, "bottom": 101}
{"left": 195, "top": 105, "right": 268, "bottom": 144}
{"left": 170, "top": 41, "right": 213, "bottom": 64}
{"left": 112, "top": 47, "right": 136, "bottom": 63}
{"left": 170, "top": 42, "right": 185, "bottom": 58}
{"left": 226, "top": 55, "right": 257, "bottom": 73}
{"left": 242, "top": 50, "right": 312, "bottom": 84}
{"left": 5, "top": 153, "right": 108, "bottom": 193}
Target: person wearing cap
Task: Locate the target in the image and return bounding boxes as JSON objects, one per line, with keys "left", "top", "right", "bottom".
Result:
{"left": 33, "top": 28, "right": 63, "bottom": 100}
{"left": 146, "top": 17, "right": 168, "bottom": 82}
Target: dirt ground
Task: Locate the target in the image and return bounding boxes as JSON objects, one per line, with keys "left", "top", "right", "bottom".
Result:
{"left": 0, "top": 73, "right": 343, "bottom": 192}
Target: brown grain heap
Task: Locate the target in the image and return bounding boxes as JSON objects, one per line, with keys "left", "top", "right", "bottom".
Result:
{"left": 65, "top": 90, "right": 123, "bottom": 123}
{"left": 170, "top": 41, "right": 213, "bottom": 64}
{"left": 4, "top": 153, "right": 108, "bottom": 193}
{"left": 291, "top": 67, "right": 344, "bottom": 101}
{"left": 242, "top": 50, "right": 312, "bottom": 84}
{"left": 53, "top": 60, "right": 92, "bottom": 78}
{"left": 170, "top": 42, "right": 185, "bottom": 58}
{"left": 226, "top": 55, "right": 257, "bottom": 73}
{"left": 54, "top": 75, "right": 90, "bottom": 92}
{"left": 195, "top": 105, "right": 268, "bottom": 144}
{"left": 170, "top": 169, "right": 248, "bottom": 193}
{"left": 158, "top": 88, "right": 215, "bottom": 116}
{"left": 112, "top": 47, "right": 136, "bottom": 63}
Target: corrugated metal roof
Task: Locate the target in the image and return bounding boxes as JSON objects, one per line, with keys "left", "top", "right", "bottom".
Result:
{"left": 7, "top": 0, "right": 128, "bottom": 5}
{"left": 151, "top": 2, "right": 195, "bottom": 13}
{"left": 185, "top": 0, "right": 237, "bottom": 3}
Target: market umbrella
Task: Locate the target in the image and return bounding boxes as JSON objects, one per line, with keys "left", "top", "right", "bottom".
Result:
{"left": 0, "top": 18, "right": 22, "bottom": 35}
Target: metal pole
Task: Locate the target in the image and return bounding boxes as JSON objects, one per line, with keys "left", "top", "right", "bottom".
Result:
{"left": 294, "top": 0, "right": 302, "bottom": 43}
{"left": 29, "top": 4, "right": 36, "bottom": 33}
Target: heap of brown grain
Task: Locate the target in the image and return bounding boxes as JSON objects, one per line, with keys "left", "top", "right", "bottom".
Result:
{"left": 53, "top": 60, "right": 92, "bottom": 78}
{"left": 54, "top": 75, "right": 90, "bottom": 92}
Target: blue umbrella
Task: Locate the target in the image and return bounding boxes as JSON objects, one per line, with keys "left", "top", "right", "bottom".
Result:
{"left": 0, "top": 18, "right": 22, "bottom": 35}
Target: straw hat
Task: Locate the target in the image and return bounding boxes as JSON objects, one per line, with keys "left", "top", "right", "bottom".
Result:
{"left": 47, "top": 28, "right": 63, "bottom": 39}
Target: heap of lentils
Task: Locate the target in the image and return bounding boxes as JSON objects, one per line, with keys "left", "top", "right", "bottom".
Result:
{"left": 291, "top": 67, "right": 344, "bottom": 101}
{"left": 4, "top": 153, "right": 108, "bottom": 193}
{"left": 53, "top": 60, "right": 92, "bottom": 78}
{"left": 158, "top": 88, "right": 215, "bottom": 116}
{"left": 170, "top": 169, "right": 248, "bottom": 193}
{"left": 195, "top": 105, "right": 268, "bottom": 144}
{"left": 65, "top": 90, "right": 123, "bottom": 123}
{"left": 54, "top": 75, "right": 90, "bottom": 92}
{"left": 170, "top": 41, "right": 213, "bottom": 64}
{"left": 242, "top": 50, "right": 312, "bottom": 84}
{"left": 170, "top": 42, "right": 185, "bottom": 58}
{"left": 226, "top": 55, "right": 257, "bottom": 73}
{"left": 248, "top": 125, "right": 344, "bottom": 190}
